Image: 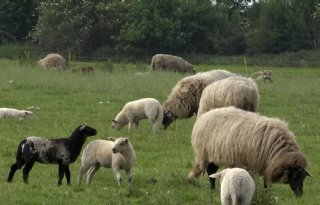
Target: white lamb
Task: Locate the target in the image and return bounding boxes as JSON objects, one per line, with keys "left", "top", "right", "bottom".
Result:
{"left": 0, "top": 108, "right": 34, "bottom": 120}
{"left": 112, "top": 98, "right": 163, "bottom": 133}
{"left": 77, "top": 137, "right": 136, "bottom": 186}
{"left": 209, "top": 168, "right": 255, "bottom": 205}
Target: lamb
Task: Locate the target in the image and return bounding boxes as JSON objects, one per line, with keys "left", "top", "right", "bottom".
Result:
{"left": 187, "top": 106, "right": 309, "bottom": 197}
{"left": 77, "top": 137, "right": 136, "bottom": 186}
{"left": 80, "top": 66, "right": 94, "bottom": 74}
{"left": 162, "top": 69, "right": 237, "bottom": 129}
{"left": 112, "top": 98, "right": 163, "bottom": 133}
{"left": 197, "top": 76, "right": 259, "bottom": 118}
{"left": 209, "top": 168, "right": 255, "bottom": 205}
{"left": 251, "top": 70, "right": 272, "bottom": 82}
{"left": 0, "top": 108, "right": 34, "bottom": 120}
{"left": 150, "top": 54, "right": 195, "bottom": 73}
{"left": 38, "top": 53, "right": 67, "bottom": 70}
{"left": 7, "top": 124, "right": 97, "bottom": 185}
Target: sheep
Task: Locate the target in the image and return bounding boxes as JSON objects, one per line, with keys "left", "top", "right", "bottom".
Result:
{"left": 112, "top": 98, "right": 163, "bottom": 134}
{"left": 0, "top": 108, "right": 34, "bottom": 120}
{"left": 38, "top": 53, "right": 67, "bottom": 70}
{"left": 209, "top": 168, "right": 255, "bottom": 205}
{"left": 251, "top": 70, "right": 272, "bottom": 82}
{"left": 197, "top": 76, "right": 259, "bottom": 118}
{"left": 80, "top": 66, "right": 94, "bottom": 74}
{"left": 161, "top": 69, "right": 237, "bottom": 129}
{"left": 150, "top": 54, "right": 195, "bottom": 73}
{"left": 7, "top": 124, "right": 97, "bottom": 185}
{"left": 187, "top": 106, "right": 310, "bottom": 197}
{"left": 77, "top": 137, "right": 136, "bottom": 186}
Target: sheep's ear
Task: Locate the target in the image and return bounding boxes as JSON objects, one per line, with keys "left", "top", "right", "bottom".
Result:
{"left": 80, "top": 124, "right": 87, "bottom": 131}
{"left": 209, "top": 173, "right": 220, "bottom": 179}
{"left": 124, "top": 138, "right": 128, "bottom": 143}
{"left": 107, "top": 137, "right": 116, "bottom": 142}
{"left": 112, "top": 119, "right": 116, "bottom": 123}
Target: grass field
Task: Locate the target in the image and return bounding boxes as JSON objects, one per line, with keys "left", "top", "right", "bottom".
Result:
{"left": 0, "top": 59, "right": 319, "bottom": 205}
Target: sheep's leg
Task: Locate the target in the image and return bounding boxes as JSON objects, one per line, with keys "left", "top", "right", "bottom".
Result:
{"left": 22, "top": 161, "right": 35, "bottom": 184}
{"left": 134, "top": 121, "right": 140, "bottom": 130}
{"left": 77, "top": 164, "right": 91, "bottom": 185}
{"left": 207, "top": 163, "right": 219, "bottom": 189}
{"left": 7, "top": 163, "right": 21, "bottom": 182}
{"left": 58, "top": 164, "right": 65, "bottom": 186}
{"left": 113, "top": 168, "right": 122, "bottom": 186}
{"left": 125, "top": 169, "right": 132, "bottom": 185}
{"left": 86, "top": 164, "right": 100, "bottom": 186}
{"left": 65, "top": 165, "right": 71, "bottom": 185}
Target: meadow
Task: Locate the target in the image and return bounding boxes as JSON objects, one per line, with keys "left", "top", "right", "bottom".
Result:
{"left": 0, "top": 58, "right": 319, "bottom": 205}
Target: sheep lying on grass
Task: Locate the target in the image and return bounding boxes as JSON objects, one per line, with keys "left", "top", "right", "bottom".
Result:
{"left": 7, "top": 124, "right": 97, "bottom": 185}
{"left": 187, "top": 107, "right": 309, "bottom": 197}
{"left": 150, "top": 54, "right": 195, "bottom": 73}
{"left": 77, "top": 137, "right": 136, "bottom": 186}
{"left": 209, "top": 168, "right": 255, "bottom": 205}
{"left": 162, "top": 70, "right": 237, "bottom": 129}
{"left": 0, "top": 108, "right": 34, "bottom": 120}
{"left": 197, "top": 76, "right": 259, "bottom": 118}
{"left": 112, "top": 98, "right": 163, "bottom": 133}
{"left": 38, "top": 53, "right": 67, "bottom": 70}
{"left": 251, "top": 70, "right": 272, "bottom": 82}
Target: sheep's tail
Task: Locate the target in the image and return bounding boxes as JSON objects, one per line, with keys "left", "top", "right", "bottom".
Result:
{"left": 157, "top": 104, "right": 164, "bottom": 126}
{"left": 150, "top": 58, "right": 155, "bottom": 70}
{"left": 16, "top": 140, "right": 26, "bottom": 168}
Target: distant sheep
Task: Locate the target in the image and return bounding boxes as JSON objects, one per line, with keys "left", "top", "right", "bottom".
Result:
{"left": 150, "top": 54, "right": 195, "bottom": 73}
{"left": 209, "top": 168, "right": 255, "bottom": 205}
{"left": 187, "top": 107, "right": 309, "bottom": 197}
{"left": 197, "top": 76, "right": 259, "bottom": 118}
{"left": 38, "top": 53, "right": 67, "bottom": 70}
{"left": 77, "top": 137, "right": 136, "bottom": 186}
{"left": 80, "top": 66, "right": 94, "bottom": 74}
{"left": 7, "top": 124, "right": 97, "bottom": 185}
{"left": 162, "top": 70, "right": 237, "bottom": 129}
{"left": 0, "top": 108, "right": 34, "bottom": 120}
{"left": 251, "top": 70, "right": 272, "bottom": 82}
{"left": 112, "top": 98, "right": 163, "bottom": 133}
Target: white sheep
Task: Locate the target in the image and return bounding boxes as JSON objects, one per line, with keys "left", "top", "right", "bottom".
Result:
{"left": 209, "top": 168, "right": 255, "bottom": 205}
{"left": 77, "top": 137, "right": 136, "bottom": 186}
{"left": 112, "top": 98, "right": 163, "bottom": 133}
{"left": 38, "top": 53, "right": 67, "bottom": 70}
{"left": 150, "top": 54, "right": 195, "bottom": 73}
{"left": 197, "top": 76, "right": 259, "bottom": 118}
{"left": 0, "top": 108, "right": 34, "bottom": 120}
{"left": 251, "top": 70, "right": 272, "bottom": 82}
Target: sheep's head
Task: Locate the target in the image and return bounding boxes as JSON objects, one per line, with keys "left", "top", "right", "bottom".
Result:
{"left": 111, "top": 137, "right": 129, "bottom": 154}
{"left": 23, "top": 111, "right": 34, "bottom": 119}
{"left": 112, "top": 120, "right": 125, "bottom": 130}
{"left": 282, "top": 167, "right": 310, "bottom": 197}
{"left": 79, "top": 124, "right": 97, "bottom": 137}
{"left": 161, "top": 111, "right": 175, "bottom": 129}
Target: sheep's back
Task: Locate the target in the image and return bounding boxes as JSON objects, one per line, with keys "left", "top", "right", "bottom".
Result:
{"left": 82, "top": 140, "right": 114, "bottom": 167}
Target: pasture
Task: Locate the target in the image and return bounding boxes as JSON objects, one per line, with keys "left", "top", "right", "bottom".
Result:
{"left": 0, "top": 59, "right": 319, "bottom": 205}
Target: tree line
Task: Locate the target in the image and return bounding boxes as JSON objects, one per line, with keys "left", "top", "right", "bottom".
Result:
{"left": 0, "top": 0, "right": 319, "bottom": 56}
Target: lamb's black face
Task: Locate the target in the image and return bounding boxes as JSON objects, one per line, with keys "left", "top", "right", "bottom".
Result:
{"left": 287, "top": 167, "right": 310, "bottom": 197}
{"left": 161, "top": 111, "right": 174, "bottom": 129}
{"left": 79, "top": 124, "right": 97, "bottom": 137}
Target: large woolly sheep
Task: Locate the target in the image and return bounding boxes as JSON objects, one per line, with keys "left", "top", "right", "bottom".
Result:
{"left": 112, "top": 98, "right": 163, "bottom": 133}
{"left": 150, "top": 54, "right": 195, "bottom": 73}
{"left": 162, "top": 69, "right": 237, "bottom": 129}
{"left": 77, "top": 137, "right": 136, "bottom": 186}
{"left": 197, "top": 76, "right": 259, "bottom": 118}
{"left": 187, "top": 107, "right": 309, "bottom": 197}
{"left": 0, "top": 108, "right": 34, "bottom": 120}
{"left": 209, "top": 168, "right": 255, "bottom": 205}
{"left": 38, "top": 53, "right": 67, "bottom": 70}
{"left": 7, "top": 124, "right": 97, "bottom": 185}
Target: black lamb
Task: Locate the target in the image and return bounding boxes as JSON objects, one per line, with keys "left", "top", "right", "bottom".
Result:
{"left": 7, "top": 124, "right": 97, "bottom": 185}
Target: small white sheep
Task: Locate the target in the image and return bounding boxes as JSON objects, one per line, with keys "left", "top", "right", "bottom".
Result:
{"left": 38, "top": 53, "right": 67, "bottom": 70}
{"left": 209, "top": 168, "right": 255, "bottom": 205}
{"left": 112, "top": 98, "right": 163, "bottom": 133}
{"left": 0, "top": 108, "right": 34, "bottom": 120}
{"left": 77, "top": 137, "right": 136, "bottom": 186}
{"left": 251, "top": 70, "right": 272, "bottom": 82}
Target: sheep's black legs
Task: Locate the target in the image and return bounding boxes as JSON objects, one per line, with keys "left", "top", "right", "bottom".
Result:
{"left": 7, "top": 163, "right": 20, "bottom": 182}
{"left": 23, "top": 161, "right": 35, "bottom": 184}
{"left": 207, "top": 163, "right": 219, "bottom": 189}
{"left": 58, "top": 164, "right": 65, "bottom": 185}
{"left": 65, "top": 166, "right": 71, "bottom": 185}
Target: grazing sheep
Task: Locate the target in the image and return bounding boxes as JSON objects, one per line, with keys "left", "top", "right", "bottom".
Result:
{"left": 0, "top": 108, "right": 34, "bottom": 120}
{"left": 251, "top": 70, "right": 272, "bottom": 82}
{"left": 7, "top": 124, "right": 97, "bottom": 185}
{"left": 187, "top": 107, "right": 309, "bottom": 197}
{"left": 197, "top": 76, "right": 259, "bottom": 118}
{"left": 77, "top": 137, "right": 136, "bottom": 186}
{"left": 80, "top": 66, "right": 94, "bottom": 74}
{"left": 150, "top": 54, "right": 195, "bottom": 73}
{"left": 38, "top": 53, "right": 67, "bottom": 70}
{"left": 209, "top": 168, "right": 255, "bottom": 205}
{"left": 112, "top": 98, "right": 163, "bottom": 133}
{"left": 162, "top": 70, "right": 237, "bottom": 129}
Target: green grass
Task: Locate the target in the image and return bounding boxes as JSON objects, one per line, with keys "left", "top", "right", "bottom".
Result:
{"left": 0, "top": 59, "right": 319, "bottom": 204}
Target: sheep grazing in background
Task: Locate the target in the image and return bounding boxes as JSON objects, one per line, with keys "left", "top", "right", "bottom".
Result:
{"left": 77, "top": 137, "right": 136, "bottom": 186}
{"left": 80, "top": 66, "right": 94, "bottom": 74}
{"left": 0, "top": 108, "right": 34, "bottom": 120}
{"left": 7, "top": 124, "right": 97, "bottom": 185}
{"left": 197, "top": 76, "right": 259, "bottom": 118}
{"left": 112, "top": 98, "right": 163, "bottom": 133}
{"left": 251, "top": 70, "right": 273, "bottom": 82}
{"left": 187, "top": 107, "right": 310, "bottom": 197}
{"left": 162, "top": 69, "right": 237, "bottom": 129}
{"left": 150, "top": 54, "right": 195, "bottom": 73}
{"left": 38, "top": 53, "right": 67, "bottom": 70}
{"left": 209, "top": 168, "right": 255, "bottom": 205}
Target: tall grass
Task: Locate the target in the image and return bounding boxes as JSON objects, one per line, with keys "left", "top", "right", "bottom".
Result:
{"left": 0, "top": 59, "right": 319, "bottom": 204}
